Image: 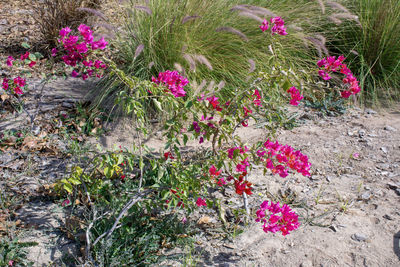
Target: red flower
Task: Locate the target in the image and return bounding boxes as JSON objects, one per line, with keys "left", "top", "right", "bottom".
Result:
{"left": 209, "top": 165, "right": 221, "bottom": 176}
{"left": 164, "top": 152, "right": 174, "bottom": 160}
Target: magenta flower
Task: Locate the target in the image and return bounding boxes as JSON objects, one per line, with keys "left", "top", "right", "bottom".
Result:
{"left": 196, "top": 197, "right": 207, "bottom": 207}
{"left": 152, "top": 70, "right": 189, "bottom": 98}
{"left": 14, "top": 87, "right": 23, "bottom": 95}
{"left": 317, "top": 55, "right": 361, "bottom": 98}
{"left": 76, "top": 43, "right": 89, "bottom": 53}
{"left": 259, "top": 19, "right": 269, "bottom": 32}
{"left": 51, "top": 48, "right": 57, "bottom": 57}
{"left": 6, "top": 56, "right": 14, "bottom": 67}
{"left": 78, "top": 24, "right": 94, "bottom": 44}
{"left": 28, "top": 61, "right": 36, "bottom": 68}
{"left": 2, "top": 78, "right": 9, "bottom": 90}
{"left": 71, "top": 70, "right": 79, "bottom": 78}
{"left": 59, "top": 27, "right": 71, "bottom": 37}
{"left": 20, "top": 51, "right": 29, "bottom": 61}
{"left": 92, "top": 37, "right": 108, "bottom": 50}
{"left": 255, "top": 201, "right": 299, "bottom": 236}
{"left": 287, "top": 86, "right": 303, "bottom": 106}
{"left": 209, "top": 165, "right": 221, "bottom": 176}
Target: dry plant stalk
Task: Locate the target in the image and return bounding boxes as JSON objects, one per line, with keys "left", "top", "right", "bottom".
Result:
{"left": 30, "top": 0, "right": 102, "bottom": 47}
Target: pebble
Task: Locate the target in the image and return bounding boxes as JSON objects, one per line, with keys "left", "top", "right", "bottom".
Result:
{"left": 329, "top": 225, "right": 338, "bottom": 232}
{"left": 32, "top": 125, "right": 41, "bottom": 136}
{"left": 384, "top": 125, "right": 397, "bottom": 132}
{"left": 365, "top": 109, "right": 377, "bottom": 114}
{"left": 0, "top": 19, "right": 8, "bottom": 25}
{"left": 300, "top": 260, "right": 313, "bottom": 267}
{"left": 383, "top": 214, "right": 393, "bottom": 220}
{"left": 351, "top": 233, "right": 368, "bottom": 242}
{"left": 360, "top": 191, "right": 372, "bottom": 201}
{"left": 380, "top": 147, "right": 388, "bottom": 153}
{"left": 61, "top": 102, "right": 74, "bottom": 108}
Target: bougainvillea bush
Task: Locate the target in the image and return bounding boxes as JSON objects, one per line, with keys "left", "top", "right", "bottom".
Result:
{"left": 48, "top": 16, "right": 361, "bottom": 265}
{"left": 2, "top": 18, "right": 360, "bottom": 265}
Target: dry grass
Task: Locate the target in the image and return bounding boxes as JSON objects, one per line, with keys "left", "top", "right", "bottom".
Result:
{"left": 29, "top": 0, "right": 103, "bottom": 48}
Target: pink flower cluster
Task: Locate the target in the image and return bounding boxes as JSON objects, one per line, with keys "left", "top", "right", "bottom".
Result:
{"left": 257, "top": 139, "right": 310, "bottom": 177}
{"left": 57, "top": 24, "right": 108, "bottom": 80}
{"left": 152, "top": 70, "right": 188, "bottom": 98}
{"left": 206, "top": 96, "right": 223, "bottom": 111}
{"left": 252, "top": 89, "right": 261, "bottom": 106}
{"left": 317, "top": 55, "right": 361, "bottom": 98}
{"left": 287, "top": 86, "right": 304, "bottom": 106}
{"left": 209, "top": 165, "right": 226, "bottom": 186}
{"left": 196, "top": 197, "right": 207, "bottom": 207}
{"left": 256, "top": 201, "right": 299, "bottom": 235}
{"left": 260, "top": 17, "right": 288, "bottom": 36}
{"left": 1, "top": 77, "right": 26, "bottom": 95}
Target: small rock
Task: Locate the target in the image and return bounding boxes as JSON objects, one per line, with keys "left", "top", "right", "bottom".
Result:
{"left": 32, "top": 125, "right": 41, "bottom": 136}
{"left": 383, "top": 214, "right": 393, "bottom": 220}
{"left": 0, "top": 19, "right": 8, "bottom": 25}
{"left": 61, "top": 102, "right": 74, "bottom": 108}
{"left": 365, "top": 108, "right": 376, "bottom": 114}
{"left": 380, "top": 147, "right": 388, "bottom": 153}
{"left": 396, "top": 189, "right": 400, "bottom": 196}
{"left": 351, "top": 233, "right": 368, "bottom": 242}
{"left": 384, "top": 125, "right": 397, "bottom": 132}
{"left": 329, "top": 225, "right": 338, "bottom": 232}
{"left": 358, "top": 129, "right": 366, "bottom": 137}
{"left": 300, "top": 260, "right": 313, "bottom": 267}
{"left": 360, "top": 191, "right": 372, "bottom": 201}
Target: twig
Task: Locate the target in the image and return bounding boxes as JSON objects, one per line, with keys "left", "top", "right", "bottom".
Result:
{"left": 92, "top": 189, "right": 154, "bottom": 246}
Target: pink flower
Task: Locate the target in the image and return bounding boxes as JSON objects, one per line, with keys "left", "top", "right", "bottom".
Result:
{"left": 20, "top": 51, "right": 29, "bottom": 61}
{"left": 8, "top": 260, "right": 14, "bottom": 266}
{"left": 270, "top": 17, "right": 287, "bottom": 36}
{"left": 61, "top": 199, "right": 71, "bottom": 207}
{"left": 256, "top": 201, "right": 299, "bottom": 236}
{"left": 252, "top": 89, "right": 261, "bottom": 106}
{"left": 152, "top": 70, "right": 189, "bottom": 98}
{"left": 76, "top": 43, "right": 88, "bottom": 53}
{"left": 59, "top": 27, "right": 71, "bottom": 37}
{"left": 209, "top": 165, "right": 221, "bottom": 176}
{"left": 92, "top": 37, "right": 108, "bottom": 50}
{"left": 2, "top": 78, "right": 9, "bottom": 90}
{"left": 51, "top": 48, "right": 57, "bottom": 57}
{"left": 317, "top": 55, "right": 361, "bottom": 98}
{"left": 196, "top": 197, "right": 207, "bottom": 207}
{"left": 71, "top": 70, "right": 79, "bottom": 77}
{"left": 6, "top": 56, "right": 14, "bottom": 67}
{"left": 14, "top": 87, "right": 23, "bottom": 95}
{"left": 28, "top": 61, "right": 36, "bottom": 68}
{"left": 82, "top": 74, "right": 89, "bottom": 80}
{"left": 216, "top": 177, "right": 226, "bottom": 187}
{"left": 236, "top": 158, "right": 250, "bottom": 172}
{"left": 192, "top": 121, "right": 201, "bottom": 133}
{"left": 78, "top": 24, "right": 94, "bottom": 43}
{"left": 13, "top": 76, "right": 26, "bottom": 87}
{"left": 287, "top": 86, "right": 303, "bottom": 106}
{"left": 260, "top": 19, "right": 269, "bottom": 32}
{"left": 206, "top": 96, "right": 222, "bottom": 111}
{"left": 353, "top": 153, "right": 360, "bottom": 159}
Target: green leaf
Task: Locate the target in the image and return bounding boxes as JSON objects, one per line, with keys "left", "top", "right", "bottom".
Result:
{"left": 63, "top": 183, "right": 73, "bottom": 193}
{"left": 29, "top": 54, "right": 37, "bottom": 62}
{"left": 183, "top": 134, "right": 188, "bottom": 146}
{"left": 21, "top": 42, "right": 30, "bottom": 49}
{"left": 184, "top": 100, "right": 193, "bottom": 109}
{"left": 153, "top": 99, "right": 163, "bottom": 111}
